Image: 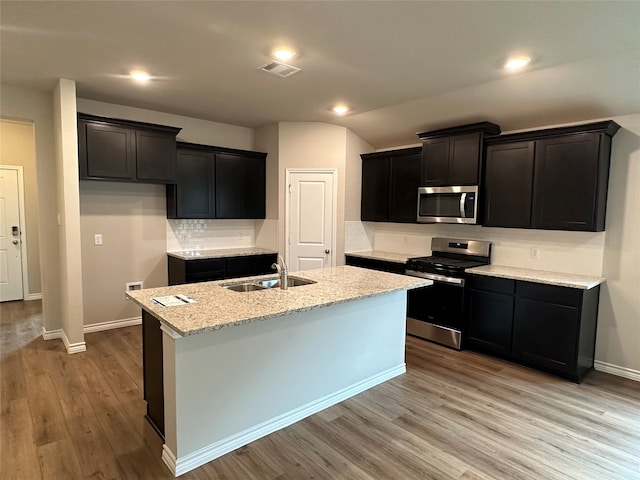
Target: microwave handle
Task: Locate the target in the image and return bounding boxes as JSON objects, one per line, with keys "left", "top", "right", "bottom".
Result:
{"left": 459, "top": 193, "right": 467, "bottom": 218}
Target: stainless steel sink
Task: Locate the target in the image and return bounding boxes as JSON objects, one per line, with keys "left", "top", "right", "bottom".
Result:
{"left": 223, "top": 283, "right": 267, "bottom": 292}
{"left": 222, "top": 276, "right": 316, "bottom": 292}
{"left": 258, "top": 276, "right": 316, "bottom": 289}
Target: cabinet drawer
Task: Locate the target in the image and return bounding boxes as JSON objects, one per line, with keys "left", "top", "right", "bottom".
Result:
{"left": 185, "top": 258, "right": 225, "bottom": 275}
{"left": 225, "top": 254, "right": 277, "bottom": 279}
{"left": 345, "top": 255, "right": 406, "bottom": 275}
{"left": 516, "top": 281, "right": 581, "bottom": 307}
{"left": 466, "top": 275, "right": 515, "bottom": 295}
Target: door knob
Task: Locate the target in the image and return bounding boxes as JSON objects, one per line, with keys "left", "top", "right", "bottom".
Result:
{"left": 324, "top": 249, "right": 330, "bottom": 254}
{"left": 13, "top": 240, "right": 19, "bottom": 245}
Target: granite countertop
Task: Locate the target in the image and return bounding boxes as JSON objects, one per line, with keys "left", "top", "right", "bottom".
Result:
{"left": 345, "top": 250, "right": 413, "bottom": 264}
{"left": 467, "top": 265, "right": 605, "bottom": 290}
{"left": 127, "top": 265, "right": 431, "bottom": 336}
{"left": 168, "top": 247, "right": 278, "bottom": 260}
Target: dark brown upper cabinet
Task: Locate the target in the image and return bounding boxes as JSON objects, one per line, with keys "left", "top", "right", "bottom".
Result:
{"left": 361, "top": 147, "right": 421, "bottom": 223}
{"left": 78, "top": 113, "right": 181, "bottom": 183}
{"left": 166, "top": 142, "right": 267, "bottom": 220}
{"left": 483, "top": 121, "right": 620, "bottom": 232}
{"left": 417, "top": 122, "right": 501, "bottom": 187}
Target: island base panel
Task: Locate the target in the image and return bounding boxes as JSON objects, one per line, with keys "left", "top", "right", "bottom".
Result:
{"left": 161, "top": 290, "right": 408, "bottom": 476}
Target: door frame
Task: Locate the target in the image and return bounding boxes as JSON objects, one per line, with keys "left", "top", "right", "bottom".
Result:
{"left": 0, "top": 165, "right": 30, "bottom": 300}
{"left": 284, "top": 168, "right": 338, "bottom": 269}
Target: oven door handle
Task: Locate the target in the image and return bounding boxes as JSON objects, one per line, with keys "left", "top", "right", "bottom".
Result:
{"left": 459, "top": 193, "right": 467, "bottom": 218}
{"left": 405, "top": 270, "right": 465, "bottom": 287}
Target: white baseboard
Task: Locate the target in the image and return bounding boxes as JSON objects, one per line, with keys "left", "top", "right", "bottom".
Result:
{"left": 594, "top": 361, "right": 640, "bottom": 382}
{"left": 25, "top": 293, "right": 42, "bottom": 301}
{"left": 42, "top": 327, "right": 86, "bottom": 353}
{"left": 41, "top": 327, "right": 63, "bottom": 340}
{"left": 164, "top": 364, "right": 406, "bottom": 477}
{"left": 84, "top": 316, "right": 142, "bottom": 334}
{"left": 62, "top": 330, "right": 86, "bottom": 354}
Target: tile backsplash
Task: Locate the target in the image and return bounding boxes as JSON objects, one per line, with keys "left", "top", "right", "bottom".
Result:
{"left": 167, "top": 219, "right": 256, "bottom": 252}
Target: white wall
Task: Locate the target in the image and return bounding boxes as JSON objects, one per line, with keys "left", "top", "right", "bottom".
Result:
{"left": 1, "top": 84, "right": 62, "bottom": 333}
{"left": 53, "top": 79, "right": 85, "bottom": 350}
{"left": 80, "top": 182, "right": 168, "bottom": 326}
{"left": 278, "top": 122, "right": 348, "bottom": 264}
{"left": 596, "top": 114, "right": 640, "bottom": 374}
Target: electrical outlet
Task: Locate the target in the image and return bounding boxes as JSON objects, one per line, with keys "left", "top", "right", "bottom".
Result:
{"left": 94, "top": 234, "right": 103, "bottom": 246}
{"left": 530, "top": 247, "right": 540, "bottom": 260}
{"left": 125, "top": 281, "right": 143, "bottom": 299}
{"left": 403, "top": 236, "right": 409, "bottom": 245}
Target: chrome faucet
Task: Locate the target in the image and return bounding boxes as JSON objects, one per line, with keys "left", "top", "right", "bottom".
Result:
{"left": 272, "top": 255, "right": 289, "bottom": 290}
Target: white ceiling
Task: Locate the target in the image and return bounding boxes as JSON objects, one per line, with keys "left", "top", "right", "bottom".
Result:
{"left": 1, "top": 1, "right": 639, "bottom": 148}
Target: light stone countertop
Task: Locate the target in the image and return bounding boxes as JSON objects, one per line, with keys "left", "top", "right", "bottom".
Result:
{"left": 345, "top": 250, "right": 414, "bottom": 264}
{"left": 168, "top": 247, "right": 278, "bottom": 260}
{"left": 467, "top": 265, "right": 605, "bottom": 290}
{"left": 127, "top": 265, "right": 432, "bottom": 336}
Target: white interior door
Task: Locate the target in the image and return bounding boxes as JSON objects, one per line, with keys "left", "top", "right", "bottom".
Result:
{"left": 287, "top": 170, "right": 336, "bottom": 272}
{"left": 0, "top": 168, "right": 24, "bottom": 301}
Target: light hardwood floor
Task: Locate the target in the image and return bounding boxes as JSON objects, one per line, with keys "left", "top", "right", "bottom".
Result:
{"left": 1, "top": 300, "right": 639, "bottom": 479}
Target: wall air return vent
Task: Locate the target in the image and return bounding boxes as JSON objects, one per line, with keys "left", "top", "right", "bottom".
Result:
{"left": 258, "top": 61, "right": 301, "bottom": 78}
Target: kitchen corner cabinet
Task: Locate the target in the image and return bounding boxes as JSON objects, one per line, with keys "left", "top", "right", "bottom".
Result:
{"left": 464, "top": 275, "right": 600, "bottom": 383}
{"left": 483, "top": 121, "right": 620, "bottom": 231}
{"left": 417, "top": 122, "right": 501, "bottom": 187}
{"left": 361, "top": 147, "right": 421, "bottom": 223}
{"left": 166, "top": 142, "right": 267, "bottom": 219}
{"left": 168, "top": 253, "right": 277, "bottom": 285}
{"left": 77, "top": 113, "right": 181, "bottom": 183}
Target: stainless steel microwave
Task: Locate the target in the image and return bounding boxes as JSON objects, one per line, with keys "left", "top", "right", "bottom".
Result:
{"left": 417, "top": 186, "right": 479, "bottom": 224}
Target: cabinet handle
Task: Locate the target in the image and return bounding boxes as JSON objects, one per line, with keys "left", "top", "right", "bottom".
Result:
{"left": 325, "top": 249, "right": 330, "bottom": 254}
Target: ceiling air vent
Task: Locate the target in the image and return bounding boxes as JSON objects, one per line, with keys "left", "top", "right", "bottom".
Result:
{"left": 258, "top": 61, "right": 301, "bottom": 78}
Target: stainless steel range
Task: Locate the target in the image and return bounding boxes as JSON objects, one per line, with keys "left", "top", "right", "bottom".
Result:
{"left": 405, "top": 237, "right": 491, "bottom": 349}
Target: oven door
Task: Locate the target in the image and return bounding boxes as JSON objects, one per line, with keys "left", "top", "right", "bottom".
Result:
{"left": 417, "top": 186, "right": 478, "bottom": 224}
{"left": 406, "top": 277, "right": 465, "bottom": 349}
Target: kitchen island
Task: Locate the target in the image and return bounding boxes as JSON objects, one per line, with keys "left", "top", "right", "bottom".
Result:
{"left": 127, "top": 265, "right": 430, "bottom": 477}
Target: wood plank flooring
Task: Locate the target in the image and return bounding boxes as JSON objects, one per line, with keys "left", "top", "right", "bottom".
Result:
{"left": 1, "top": 300, "right": 639, "bottom": 479}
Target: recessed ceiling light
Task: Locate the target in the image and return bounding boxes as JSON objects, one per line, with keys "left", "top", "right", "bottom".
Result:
{"left": 272, "top": 47, "right": 296, "bottom": 61}
{"left": 130, "top": 70, "right": 151, "bottom": 83}
{"left": 504, "top": 56, "right": 531, "bottom": 71}
{"left": 331, "top": 104, "right": 351, "bottom": 116}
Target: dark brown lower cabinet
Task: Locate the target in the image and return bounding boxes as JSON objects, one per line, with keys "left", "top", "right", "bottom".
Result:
{"left": 142, "top": 310, "right": 164, "bottom": 438}
{"left": 464, "top": 275, "right": 600, "bottom": 383}
{"left": 465, "top": 278, "right": 515, "bottom": 358}
{"left": 168, "top": 253, "right": 277, "bottom": 285}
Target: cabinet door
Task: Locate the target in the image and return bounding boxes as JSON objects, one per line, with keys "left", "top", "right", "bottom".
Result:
{"left": 225, "top": 254, "right": 277, "bottom": 279}
{"left": 448, "top": 133, "right": 481, "bottom": 185}
{"left": 532, "top": 133, "right": 601, "bottom": 231}
{"left": 173, "top": 150, "right": 215, "bottom": 218}
{"left": 389, "top": 153, "right": 421, "bottom": 223}
{"left": 240, "top": 156, "right": 266, "bottom": 219}
{"left": 420, "top": 137, "right": 449, "bottom": 186}
{"left": 465, "top": 289, "right": 514, "bottom": 357}
{"left": 361, "top": 156, "right": 390, "bottom": 221}
{"left": 483, "top": 141, "right": 535, "bottom": 228}
{"left": 513, "top": 297, "right": 579, "bottom": 376}
{"left": 215, "top": 153, "right": 265, "bottom": 219}
{"left": 84, "top": 122, "right": 136, "bottom": 180}
{"left": 136, "top": 130, "right": 177, "bottom": 183}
